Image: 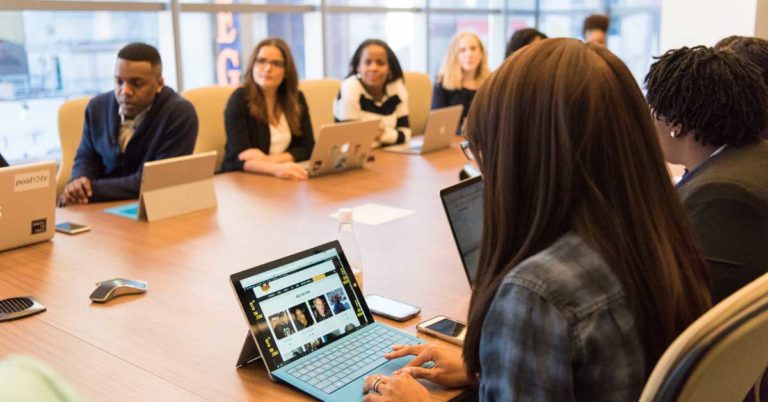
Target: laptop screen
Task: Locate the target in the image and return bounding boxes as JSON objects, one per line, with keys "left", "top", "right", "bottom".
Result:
{"left": 440, "top": 176, "right": 483, "bottom": 285}
{"left": 231, "top": 242, "right": 372, "bottom": 371}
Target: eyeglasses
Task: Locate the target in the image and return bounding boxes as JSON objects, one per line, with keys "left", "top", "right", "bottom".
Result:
{"left": 255, "top": 58, "right": 286, "bottom": 69}
{"left": 460, "top": 140, "right": 476, "bottom": 161}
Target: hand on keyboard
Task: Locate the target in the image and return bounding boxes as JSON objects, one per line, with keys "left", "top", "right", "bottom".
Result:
{"left": 385, "top": 344, "right": 471, "bottom": 388}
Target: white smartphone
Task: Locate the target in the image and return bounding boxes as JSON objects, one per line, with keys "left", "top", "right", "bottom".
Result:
{"left": 416, "top": 315, "right": 466, "bottom": 346}
{"left": 366, "top": 294, "right": 420, "bottom": 321}
{"left": 55, "top": 222, "right": 91, "bottom": 235}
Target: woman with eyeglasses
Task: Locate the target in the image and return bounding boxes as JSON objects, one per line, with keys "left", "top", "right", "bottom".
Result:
{"left": 222, "top": 38, "right": 314, "bottom": 180}
{"left": 333, "top": 39, "right": 410, "bottom": 148}
{"left": 361, "top": 39, "right": 711, "bottom": 401}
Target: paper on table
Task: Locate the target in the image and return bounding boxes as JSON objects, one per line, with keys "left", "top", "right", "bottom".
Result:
{"left": 330, "top": 203, "right": 414, "bottom": 226}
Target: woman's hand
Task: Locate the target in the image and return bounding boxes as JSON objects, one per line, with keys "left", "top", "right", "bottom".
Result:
{"left": 272, "top": 163, "right": 308, "bottom": 180}
{"left": 363, "top": 373, "right": 430, "bottom": 402}
{"left": 238, "top": 148, "right": 267, "bottom": 162}
{"left": 385, "top": 344, "right": 470, "bottom": 388}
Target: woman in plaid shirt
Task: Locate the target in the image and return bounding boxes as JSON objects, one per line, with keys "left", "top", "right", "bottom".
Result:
{"left": 362, "top": 38, "right": 712, "bottom": 402}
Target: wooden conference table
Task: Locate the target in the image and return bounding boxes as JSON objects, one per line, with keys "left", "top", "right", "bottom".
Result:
{"left": 0, "top": 144, "right": 472, "bottom": 401}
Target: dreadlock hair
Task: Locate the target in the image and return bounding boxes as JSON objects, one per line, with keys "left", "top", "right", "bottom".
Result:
{"left": 645, "top": 46, "right": 768, "bottom": 147}
{"left": 715, "top": 36, "right": 768, "bottom": 88}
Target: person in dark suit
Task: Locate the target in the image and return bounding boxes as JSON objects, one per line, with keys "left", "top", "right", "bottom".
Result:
{"left": 222, "top": 37, "right": 314, "bottom": 180}
{"left": 646, "top": 46, "right": 768, "bottom": 303}
{"left": 59, "top": 42, "right": 198, "bottom": 206}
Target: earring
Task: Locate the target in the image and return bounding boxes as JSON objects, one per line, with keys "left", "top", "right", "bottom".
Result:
{"left": 670, "top": 131, "right": 677, "bottom": 137}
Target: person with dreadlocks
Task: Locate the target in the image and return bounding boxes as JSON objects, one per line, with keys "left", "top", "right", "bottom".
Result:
{"left": 715, "top": 36, "right": 768, "bottom": 139}
{"left": 646, "top": 46, "right": 768, "bottom": 304}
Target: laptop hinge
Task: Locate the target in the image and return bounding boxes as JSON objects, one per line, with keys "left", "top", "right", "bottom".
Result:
{"left": 235, "top": 332, "right": 263, "bottom": 368}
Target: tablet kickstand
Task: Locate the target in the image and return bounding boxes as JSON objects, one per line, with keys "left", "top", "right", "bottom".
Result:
{"left": 235, "top": 332, "right": 263, "bottom": 368}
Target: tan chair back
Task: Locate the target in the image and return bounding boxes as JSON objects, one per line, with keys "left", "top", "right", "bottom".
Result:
{"left": 299, "top": 79, "right": 341, "bottom": 139}
{"left": 403, "top": 71, "right": 433, "bottom": 136}
{"left": 182, "top": 86, "right": 236, "bottom": 173}
{"left": 640, "top": 271, "right": 768, "bottom": 402}
{"left": 57, "top": 96, "right": 91, "bottom": 198}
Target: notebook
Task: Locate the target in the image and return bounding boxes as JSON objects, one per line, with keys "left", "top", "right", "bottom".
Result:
{"left": 230, "top": 241, "right": 423, "bottom": 401}
{"left": 382, "top": 105, "right": 463, "bottom": 154}
{"left": 0, "top": 161, "right": 56, "bottom": 252}
{"left": 439, "top": 175, "right": 483, "bottom": 286}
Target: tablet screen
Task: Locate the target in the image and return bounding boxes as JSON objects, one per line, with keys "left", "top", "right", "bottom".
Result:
{"left": 231, "top": 243, "right": 372, "bottom": 370}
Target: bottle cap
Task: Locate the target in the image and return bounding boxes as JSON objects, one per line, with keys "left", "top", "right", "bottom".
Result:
{"left": 338, "top": 208, "right": 353, "bottom": 223}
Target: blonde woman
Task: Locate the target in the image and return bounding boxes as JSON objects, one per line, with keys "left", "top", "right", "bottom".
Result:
{"left": 432, "top": 31, "right": 491, "bottom": 125}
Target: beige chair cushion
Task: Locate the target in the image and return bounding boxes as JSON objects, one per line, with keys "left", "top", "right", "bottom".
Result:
{"left": 57, "top": 97, "right": 91, "bottom": 198}
{"left": 299, "top": 79, "right": 341, "bottom": 139}
{"left": 640, "top": 271, "right": 768, "bottom": 401}
{"left": 403, "top": 71, "right": 433, "bottom": 136}
{"left": 182, "top": 86, "right": 236, "bottom": 173}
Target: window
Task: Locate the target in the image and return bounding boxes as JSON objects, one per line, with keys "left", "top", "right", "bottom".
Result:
{"left": 0, "top": 0, "right": 661, "bottom": 165}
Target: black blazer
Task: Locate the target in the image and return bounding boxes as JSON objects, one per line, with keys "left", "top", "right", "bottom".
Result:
{"left": 222, "top": 87, "right": 314, "bottom": 172}
{"left": 0, "top": 152, "right": 8, "bottom": 168}
{"left": 678, "top": 140, "right": 768, "bottom": 303}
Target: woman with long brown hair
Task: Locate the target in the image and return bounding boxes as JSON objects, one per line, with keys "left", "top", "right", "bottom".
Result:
{"left": 222, "top": 38, "right": 314, "bottom": 180}
{"left": 362, "top": 38, "right": 711, "bottom": 401}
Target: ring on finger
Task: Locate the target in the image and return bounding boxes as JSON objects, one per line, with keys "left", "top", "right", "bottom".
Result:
{"left": 372, "top": 377, "right": 382, "bottom": 393}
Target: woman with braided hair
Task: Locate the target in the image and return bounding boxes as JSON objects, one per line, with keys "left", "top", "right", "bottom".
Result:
{"left": 646, "top": 46, "right": 768, "bottom": 303}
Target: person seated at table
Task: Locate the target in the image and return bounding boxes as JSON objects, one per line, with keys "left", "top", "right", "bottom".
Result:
{"left": 362, "top": 38, "right": 711, "bottom": 401}
{"left": 0, "top": 152, "right": 8, "bottom": 168}
{"left": 505, "top": 28, "right": 547, "bottom": 58}
{"left": 715, "top": 35, "right": 768, "bottom": 139}
{"left": 432, "top": 31, "right": 491, "bottom": 127}
{"left": 645, "top": 46, "right": 768, "bottom": 303}
{"left": 222, "top": 38, "right": 314, "bottom": 180}
{"left": 333, "top": 39, "right": 410, "bottom": 148}
{"left": 59, "top": 42, "right": 198, "bottom": 206}
{"left": 583, "top": 14, "right": 609, "bottom": 46}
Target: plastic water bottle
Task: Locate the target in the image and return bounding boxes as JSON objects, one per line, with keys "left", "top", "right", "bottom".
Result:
{"left": 337, "top": 208, "right": 363, "bottom": 290}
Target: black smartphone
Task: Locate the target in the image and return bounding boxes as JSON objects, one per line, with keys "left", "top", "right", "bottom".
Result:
{"left": 416, "top": 315, "right": 467, "bottom": 346}
{"left": 55, "top": 222, "right": 91, "bottom": 235}
{"left": 366, "top": 294, "right": 420, "bottom": 321}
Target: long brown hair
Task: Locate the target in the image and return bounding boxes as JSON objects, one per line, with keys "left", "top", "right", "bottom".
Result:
{"left": 243, "top": 38, "right": 301, "bottom": 135}
{"left": 463, "top": 38, "right": 711, "bottom": 379}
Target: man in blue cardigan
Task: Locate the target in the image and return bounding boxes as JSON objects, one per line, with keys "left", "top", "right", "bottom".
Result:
{"left": 59, "top": 43, "right": 198, "bottom": 206}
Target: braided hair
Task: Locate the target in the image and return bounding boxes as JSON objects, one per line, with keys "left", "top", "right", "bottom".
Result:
{"left": 645, "top": 46, "right": 768, "bottom": 146}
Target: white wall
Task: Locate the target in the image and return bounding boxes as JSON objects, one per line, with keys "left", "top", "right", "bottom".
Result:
{"left": 660, "top": 0, "right": 765, "bottom": 51}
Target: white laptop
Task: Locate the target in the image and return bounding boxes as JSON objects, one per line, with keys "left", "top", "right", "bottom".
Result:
{"left": 230, "top": 241, "right": 424, "bottom": 401}
{"left": 0, "top": 161, "right": 56, "bottom": 252}
{"left": 104, "top": 151, "right": 217, "bottom": 222}
{"left": 383, "top": 105, "right": 463, "bottom": 154}
{"left": 301, "top": 120, "right": 379, "bottom": 178}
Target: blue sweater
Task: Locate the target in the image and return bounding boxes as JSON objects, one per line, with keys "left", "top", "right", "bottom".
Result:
{"left": 70, "top": 87, "right": 198, "bottom": 202}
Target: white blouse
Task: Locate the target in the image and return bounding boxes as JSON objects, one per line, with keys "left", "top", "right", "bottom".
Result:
{"left": 269, "top": 113, "right": 291, "bottom": 155}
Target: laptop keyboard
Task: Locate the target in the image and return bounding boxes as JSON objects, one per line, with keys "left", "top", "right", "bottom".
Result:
{"left": 286, "top": 326, "right": 420, "bottom": 395}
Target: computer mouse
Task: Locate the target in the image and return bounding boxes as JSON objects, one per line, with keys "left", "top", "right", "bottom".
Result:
{"left": 90, "top": 278, "right": 148, "bottom": 303}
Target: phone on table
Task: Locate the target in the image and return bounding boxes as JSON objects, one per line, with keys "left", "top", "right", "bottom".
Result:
{"left": 366, "top": 294, "right": 420, "bottom": 321}
{"left": 55, "top": 222, "right": 91, "bottom": 235}
{"left": 416, "top": 315, "right": 466, "bottom": 346}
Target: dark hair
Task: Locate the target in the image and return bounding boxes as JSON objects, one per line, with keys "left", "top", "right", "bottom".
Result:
{"left": 505, "top": 28, "right": 548, "bottom": 58}
{"left": 346, "top": 39, "right": 404, "bottom": 84}
{"left": 715, "top": 36, "right": 768, "bottom": 88}
{"left": 463, "top": 38, "right": 711, "bottom": 379}
{"left": 583, "top": 14, "right": 609, "bottom": 35}
{"left": 243, "top": 38, "right": 302, "bottom": 135}
{"left": 645, "top": 46, "right": 768, "bottom": 146}
{"left": 117, "top": 42, "right": 162, "bottom": 67}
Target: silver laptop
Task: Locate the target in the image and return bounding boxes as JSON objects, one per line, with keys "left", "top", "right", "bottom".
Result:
{"left": 301, "top": 120, "right": 379, "bottom": 178}
{"left": 383, "top": 105, "right": 463, "bottom": 154}
{"left": 0, "top": 161, "right": 56, "bottom": 252}
{"left": 230, "top": 241, "right": 424, "bottom": 402}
